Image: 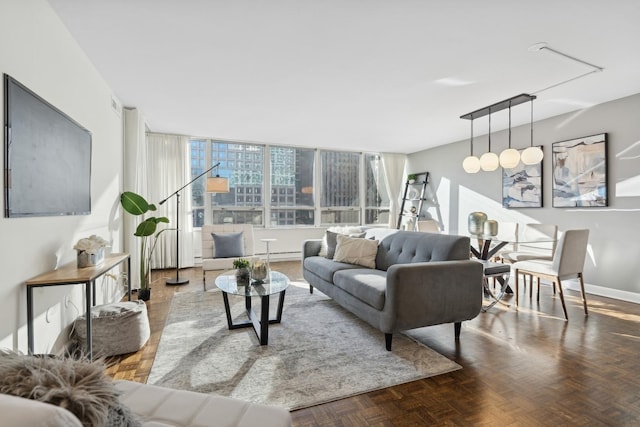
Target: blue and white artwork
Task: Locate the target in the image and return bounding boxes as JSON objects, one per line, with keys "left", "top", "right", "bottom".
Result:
{"left": 552, "top": 134, "right": 608, "bottom": 207}
{"left": 502, "top": 147, "right": 543, "bottom": 208}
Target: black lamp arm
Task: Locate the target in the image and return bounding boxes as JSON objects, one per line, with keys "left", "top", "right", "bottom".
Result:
{"left": 159, "top": 162, "right": 221, "bottom": 205}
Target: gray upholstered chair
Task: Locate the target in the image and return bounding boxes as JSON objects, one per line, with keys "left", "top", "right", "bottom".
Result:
{"left": 512, "top": 229, "right": 590, "bottom": 320}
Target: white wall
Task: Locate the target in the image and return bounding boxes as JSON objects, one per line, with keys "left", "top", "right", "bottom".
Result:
{"left": 0, "top": 0, "right": 125, "bottom": 353}
{"left": 408, "top": 93, "right": 640, "bottom": 302}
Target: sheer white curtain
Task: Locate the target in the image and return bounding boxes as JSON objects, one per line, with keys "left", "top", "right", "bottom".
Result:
{"left": 123, "top": 109, "right": 148, "bottom": 289}
{"left": 381, "top": 153, "right": 407, "bottom": 229}
{"left": 146, "top": 133, "right": 194, "bottom": 269}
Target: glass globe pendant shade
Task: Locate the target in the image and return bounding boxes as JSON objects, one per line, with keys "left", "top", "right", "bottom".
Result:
{"left": 462, "top": 155, "right": 481, "bottom": 173}
{"left": 521, "top": 146, "right": 544, "bottom": 165}
{"left": 499, "top": 148, "right": 521, "bottom": 169}
{"left": 480, "top": 152, "right": 499, "bottom": 171}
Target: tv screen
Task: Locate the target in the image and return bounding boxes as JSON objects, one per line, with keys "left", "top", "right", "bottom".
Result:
{"left": 4, "top": 74, "right": 92, "bottom": 217}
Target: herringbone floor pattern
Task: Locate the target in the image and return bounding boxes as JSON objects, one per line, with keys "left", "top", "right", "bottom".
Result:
{"left": 106, "top": 261, "right": 640, "bottom": 426}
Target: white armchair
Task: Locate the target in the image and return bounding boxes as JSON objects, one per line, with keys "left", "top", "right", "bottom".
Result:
{"left": 202, "top": 224, "right": 255, "bottom": 289}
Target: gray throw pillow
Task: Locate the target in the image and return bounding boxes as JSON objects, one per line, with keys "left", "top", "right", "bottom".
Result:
{"left": 212, "top": 232, "right": 245, "bottom": 258}
{"left": 325, "top": 230, "right": 366, "bottom": 259}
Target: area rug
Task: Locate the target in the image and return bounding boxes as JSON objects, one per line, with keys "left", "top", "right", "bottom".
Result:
{"left": 147, "top": 282, "right": 461, "bottom": 410}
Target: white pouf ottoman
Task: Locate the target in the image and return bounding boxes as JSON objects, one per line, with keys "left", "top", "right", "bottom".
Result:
{"left": 73, "top": 301, "right": 150, "bottom": 357}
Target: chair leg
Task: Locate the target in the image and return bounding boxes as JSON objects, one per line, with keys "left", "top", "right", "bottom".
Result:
{"left": 515, "top": 269, "right": 520, "bottom": 309}
{"left": 579, "top": 273, "right": 589, "bottom": 316}
{"left": 556, "top": 278, "right": 569, "bottom": 320}
{"left": 536, "top": 277, "right": 541, "bottom": 302}
{"left": 528, "top": 273, "right": 533, "bottom": 298}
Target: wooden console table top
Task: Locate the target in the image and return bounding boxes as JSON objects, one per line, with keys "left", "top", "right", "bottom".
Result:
{"left": 25, "top": 253, "right": 129, "bottom": 286}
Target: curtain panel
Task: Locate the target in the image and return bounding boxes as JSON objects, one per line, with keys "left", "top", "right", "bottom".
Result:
{"left": 381, "top": 153, "right": 407, "bottom": 229}
{"left": 146, "top": 133, "right": 194, "bottom": 269}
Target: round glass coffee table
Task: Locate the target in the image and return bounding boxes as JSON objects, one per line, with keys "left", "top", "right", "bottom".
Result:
{"left": 214, "top": 270, "right": 290, "bottom": 345}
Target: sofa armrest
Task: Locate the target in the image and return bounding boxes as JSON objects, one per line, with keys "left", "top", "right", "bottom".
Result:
{"left": 383, "top": 260, "right": 483, "bottom": 329}
{"left": 302, "top": 239, "right": 322, "bottom": 260}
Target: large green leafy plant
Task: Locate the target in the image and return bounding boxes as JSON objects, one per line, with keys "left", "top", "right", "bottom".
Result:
{"left": 120, "top": 191, "right": 170, "bottom": 290}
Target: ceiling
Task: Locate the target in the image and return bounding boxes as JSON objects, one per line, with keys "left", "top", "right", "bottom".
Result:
{"left": 47, "top": 0, "right": 640, "bottom": 154}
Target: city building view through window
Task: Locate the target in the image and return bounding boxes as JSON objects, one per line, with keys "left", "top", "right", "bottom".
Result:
{"left": 190, "top": 139, "right": 390, "bottom": 228}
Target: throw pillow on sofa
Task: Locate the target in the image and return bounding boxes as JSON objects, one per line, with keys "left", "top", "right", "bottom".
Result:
{"left": 318, "top": 226, "right": 366, "bottom": 257}
{"left": 333, "top": 234, "right": 379, "bottom": 268}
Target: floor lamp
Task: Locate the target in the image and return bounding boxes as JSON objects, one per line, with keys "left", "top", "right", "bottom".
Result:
{"left": 159, "top": 162, "right": 229, "bottom": 285}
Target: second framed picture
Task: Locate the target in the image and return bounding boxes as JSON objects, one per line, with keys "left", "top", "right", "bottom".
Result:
{"left": 552, "top": 133, "right": 608, "bottom": 207}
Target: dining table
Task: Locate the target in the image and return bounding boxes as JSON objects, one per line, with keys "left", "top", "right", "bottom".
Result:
{"left": 467, "top": 232, "right": 556, "bottom": 311}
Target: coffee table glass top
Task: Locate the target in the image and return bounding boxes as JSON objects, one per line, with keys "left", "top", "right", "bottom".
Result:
{"left": 215, "top": 270, "right": 289, "bottom": 297}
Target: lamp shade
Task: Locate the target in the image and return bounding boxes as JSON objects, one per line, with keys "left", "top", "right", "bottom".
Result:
{"left": 206, "top": 176, "right": 229, "bottom": 193}
{"left": 499, "top": 148, "right": 521, "bottom": 169}
{"left": 462, "top": 155, "right": 481, "bottom": 173}
{"left": 480, "top": 152, "right": 499, "bottom": 171}
{"left": 521, "top": 146, "right": 544, "bottom": 165}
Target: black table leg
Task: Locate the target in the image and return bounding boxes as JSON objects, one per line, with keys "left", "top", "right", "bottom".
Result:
{"left": 85, "top": 280, "right": 93, "bottom": 359}
{"left": 27, "top": 286, "right": 34, "bottom": 355}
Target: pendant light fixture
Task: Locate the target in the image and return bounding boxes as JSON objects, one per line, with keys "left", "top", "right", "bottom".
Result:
{"left": 461, "top": 93, "right": 538, "bottom": 173}
{"left": 499, "top": 104, "right": 521, "bottom": 168}
{"left": 462, "top": 117, "right": 481, "bottom": 173}
{"left": 479, "top": 112, "right": 499, "bottom": 171}
{"left": 521, "top": 98, "right": 544, "bottom": 165}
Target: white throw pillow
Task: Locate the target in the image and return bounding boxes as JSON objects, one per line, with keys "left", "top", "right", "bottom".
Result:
{"left": 318, "top": 226, "right": 365, "bottom": 257}
{"left": 333, "top": 234, "right": 379, "bottom": 268}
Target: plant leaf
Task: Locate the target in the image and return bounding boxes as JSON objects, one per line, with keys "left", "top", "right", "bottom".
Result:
{"left": 134, "top": 219, "right": 158, "bottom": 237}
{"left": 121, "top": 192, "right": 149, "bottom": 215}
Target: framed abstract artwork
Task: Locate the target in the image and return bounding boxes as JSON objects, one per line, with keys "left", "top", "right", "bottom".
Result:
{"left": 552, "top": 133, "right": 608, "bottom": 207}
{"left": 502, "top": 147, "right": 543, "bottom": 208}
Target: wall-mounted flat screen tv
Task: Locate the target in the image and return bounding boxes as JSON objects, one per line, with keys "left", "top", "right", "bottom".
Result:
{"left": 4, "top": 74, "right": 92, "bottom": 217}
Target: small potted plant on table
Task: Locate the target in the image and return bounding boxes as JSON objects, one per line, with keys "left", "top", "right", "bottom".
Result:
{"left": 233, "top": 258, "right": 251, "bottom": 284}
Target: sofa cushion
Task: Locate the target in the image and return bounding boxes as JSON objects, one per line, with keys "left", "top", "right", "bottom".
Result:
{"left": 333, "top": 269, "right": 387, "bottom": 310}
{"left": 115, "top": 380, "right": 292, "bottom": 427}
{"left": 212, "top": 232, "right": 244, "bottom": 258}
{"left": 303, "top": 256, "right": 362, "bottom": 283}
{"left": 0, "top": 393, "right": 83, "bottom": 427}
{"left": 333, "top": 234, "right": 379, "bottom": 268}
{"left": 375, "top": 231, "right": 470, "bottom": 271}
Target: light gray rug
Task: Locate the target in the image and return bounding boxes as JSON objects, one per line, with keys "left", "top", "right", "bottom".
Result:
{"left": 148, "top": 282, "right": 461, "bottom": 411}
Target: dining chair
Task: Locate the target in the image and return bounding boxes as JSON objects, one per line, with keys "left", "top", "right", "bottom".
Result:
{"left": 417, "top": 219, "right": 440, "bottom": 233}
{"left": 501, "top": 223, "right": 558, "bottom": 262}
{"left": 512, "top": 229, "right": 590, "bottom": 320}
{"left": 500, "top": 223, "right": 558, "bottom": 296}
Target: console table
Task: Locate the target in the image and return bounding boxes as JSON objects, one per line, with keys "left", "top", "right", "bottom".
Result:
{"left": 25, "top": 253, "right": 131, "bottom": 358}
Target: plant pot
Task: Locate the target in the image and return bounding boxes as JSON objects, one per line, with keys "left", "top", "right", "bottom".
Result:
{"left": 236, "top": 267, "right": 251, "bottom": 284}
{"left": 138, "top": 288, "right": 151, "bottom": 301}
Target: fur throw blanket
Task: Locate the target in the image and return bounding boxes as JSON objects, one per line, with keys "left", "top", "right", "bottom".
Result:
{"left": 0, "top": 350, "right": 139, "bottom": 427}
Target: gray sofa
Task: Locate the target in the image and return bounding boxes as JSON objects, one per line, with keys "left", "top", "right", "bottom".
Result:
{"left": 302, "top": 228, "right": 483, "bottom": 350}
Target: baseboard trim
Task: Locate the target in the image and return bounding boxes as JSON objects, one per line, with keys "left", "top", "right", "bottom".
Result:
{"left": 547, "top": 279, "right": 640, "bottom": 304}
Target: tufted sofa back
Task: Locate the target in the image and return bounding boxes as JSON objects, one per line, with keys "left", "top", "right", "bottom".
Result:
{"left": 366, "top": 230, "right": 471, "bottom": 271}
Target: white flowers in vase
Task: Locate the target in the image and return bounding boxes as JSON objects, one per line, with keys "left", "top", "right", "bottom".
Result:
{"left": 74, "top": 235, "right": 110, "bottom": 254}
{"left": 74, "top": 235, "right": 110, "bottom": 268}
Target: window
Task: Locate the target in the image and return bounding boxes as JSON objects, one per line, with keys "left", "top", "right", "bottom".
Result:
{"left": 211, "top": 142, "right": 264, "bottom": 225}
{"left": 190, "top": 139, "right": 207, "bottom": 228}
{"left": 364, "top": 153, "right": 390, "bottom": 225}
{"left": 320, "top": 151, "right": 360, "bottom": 225}
{"left": 270, "top": 147, "right": 315, "bottom": 226}
{"left": 190, "top": 140, "right": 390, "bottom": 228}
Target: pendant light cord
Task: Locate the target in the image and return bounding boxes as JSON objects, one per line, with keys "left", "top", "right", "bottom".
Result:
{"left": 530, "top": 99, "right": 534, "bottom": 147}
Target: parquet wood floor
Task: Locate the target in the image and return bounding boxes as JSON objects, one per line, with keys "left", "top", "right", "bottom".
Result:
{"left": 106, "top": 262, "right": 640, "bottom": 426}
